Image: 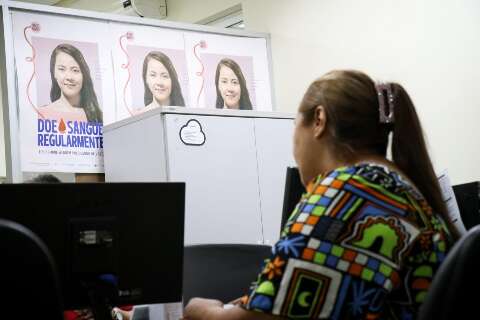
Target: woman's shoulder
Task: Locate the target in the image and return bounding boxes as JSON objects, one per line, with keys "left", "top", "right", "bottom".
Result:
{"left": 307, "top": 162, "right": 417, "bottom": 198}
{"left": 131, "top": 104, "right": 158, "bottom": 116}
{"left": 297, "top": 162, "right": 423, "bottom": 227}
{"left": 38, "top": 101, "right": 87, "bottom": 122}
{"left": 38, "top": 101, "right": 61, "bottom": 119}
{"left": 40, "top": 99, "right": 62, "bottom": 111}
{"left": 40, "top": 100, "right": 84, "bottom": 113}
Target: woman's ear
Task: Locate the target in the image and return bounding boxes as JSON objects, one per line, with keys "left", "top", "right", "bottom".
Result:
{"left": 313, "top": 105, "right": 327, "bottom": 139}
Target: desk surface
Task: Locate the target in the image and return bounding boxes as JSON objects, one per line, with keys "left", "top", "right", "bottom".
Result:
{"left": 132, "top": 302, "right": 182, "bottom": 320}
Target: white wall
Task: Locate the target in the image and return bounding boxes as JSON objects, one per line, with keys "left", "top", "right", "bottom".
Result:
{"left": 166, "top": 0, "right": 240, "bottom": 23}
{"left": 54, "top": 0, "right": 241, "bottom": 21}
{"left": 55, "top": 0, "right": 124, "bottom": 12}
{"left": 240, "top": 0, "right": 480, "bottom": 184}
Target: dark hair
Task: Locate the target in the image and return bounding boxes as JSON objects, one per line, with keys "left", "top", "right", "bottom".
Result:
{"left": 215, "top": 58, "right": 253, "bottom": 110}
{"left": 29, "top": 174, "right": 61, "bottom": 183}
{"left": 142, "top": 51, "right": 185, "bottom": 107}
{"left": 50, "top": 43, "right": 103, "bottom": 123}
{"left": 299, "top": 70, "right": 453, "bottom": 236}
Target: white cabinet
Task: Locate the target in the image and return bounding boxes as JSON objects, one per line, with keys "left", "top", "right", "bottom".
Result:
{"left": 164, "top": 114, "right": 262, "bottom": 244}
{"left": 103, "top": 107, "right": 295, "bottom": 245}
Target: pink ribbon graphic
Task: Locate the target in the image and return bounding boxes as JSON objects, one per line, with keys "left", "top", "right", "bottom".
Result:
{"left": 119, "top": 32, "right": 134, "bottom": 116}
{"left": 193, "top": 40, "right": 207, "bottom": 107}
{"left": 23, "top": 22, "right": 44, "bottom": 118}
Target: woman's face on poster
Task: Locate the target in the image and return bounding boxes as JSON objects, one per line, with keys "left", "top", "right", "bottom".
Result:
{"left": 54, "top": 51, "right": 83, "bottom": 99}
{"left": 218, "top": 65, "right": 241, "bottom": 109}
{"left": 146, "top": 58, "right": 172, "bottom": 105}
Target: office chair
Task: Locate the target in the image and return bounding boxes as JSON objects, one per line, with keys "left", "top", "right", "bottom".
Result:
{"left": 183, "top": 244, "right": 272, "bottom": 304}
{"left": 418, "top": 225, "right": 480, "bottom": 320}
{"left": 0, "top": 218, "right": 63, "bottom": 320}
{"left": 281, "top": 167, "right": 305, "bottom": 232}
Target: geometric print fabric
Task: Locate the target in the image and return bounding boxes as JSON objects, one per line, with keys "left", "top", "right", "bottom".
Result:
{"left": 244, "top": 163, "right": 453, "bottom": 319}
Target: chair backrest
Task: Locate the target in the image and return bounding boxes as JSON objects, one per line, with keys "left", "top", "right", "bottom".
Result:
{"left": 453, "top": 181, "right": 479, "bottom": 230}
{"left": 183, "top": 244, "right": 272, "bottom": 304}
{"left": 0, "top": 218, "right": 63, "bottom": 320}
{"left": 418, "top": 225, "right": 480, "bottom": 320}
{"left": 281, "top": 167, "right": 305, "bottom": 231}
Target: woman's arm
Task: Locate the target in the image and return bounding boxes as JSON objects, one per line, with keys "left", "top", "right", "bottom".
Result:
{"left": 183, "top": 298, "right": 283, "bottom": 320}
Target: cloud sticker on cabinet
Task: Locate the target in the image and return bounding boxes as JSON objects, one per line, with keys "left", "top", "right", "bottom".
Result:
{"left": 179, "top": 119, "right": 206, "bottom": 146}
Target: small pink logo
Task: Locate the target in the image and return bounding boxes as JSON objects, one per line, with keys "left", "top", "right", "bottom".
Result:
{"left": 31, "top": 22, "right": 40, "bottom": 32}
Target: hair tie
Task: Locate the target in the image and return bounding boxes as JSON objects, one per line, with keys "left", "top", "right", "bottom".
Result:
{"left": 376, "top": 82, "right": 395, "bottom": 124}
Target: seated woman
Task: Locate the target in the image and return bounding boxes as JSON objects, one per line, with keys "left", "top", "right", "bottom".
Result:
{"left": 137, "top": 51, "right": 185, "bottom": 114}
{"left": 181, "top": 70, "right": 455, "bottom": 319}
{"left": 40, "top": 43, "right": 102, "bottom": 124}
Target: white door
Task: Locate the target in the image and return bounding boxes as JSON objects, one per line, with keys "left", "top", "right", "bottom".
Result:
{"left": 164, "top": 114, "right": 263, "bottom": 245}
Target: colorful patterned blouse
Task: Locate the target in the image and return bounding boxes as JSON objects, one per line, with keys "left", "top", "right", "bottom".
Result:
{"left": 244, "top": 163, "right": 453, "bottom": 319}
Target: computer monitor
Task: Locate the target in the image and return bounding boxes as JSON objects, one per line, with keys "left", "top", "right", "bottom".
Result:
{"left": 453, "top": 181, "right": 480, "bottom": 230}
{"left": 281, "top": 167, "right": 306, "bottom": 231}
{"left": 0, "top": 182, "right": 185, "bottom": 314}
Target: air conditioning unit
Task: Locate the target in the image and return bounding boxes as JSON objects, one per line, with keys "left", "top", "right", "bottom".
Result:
{"left": 122, "top": 0, "right": 167, "bottom": 19}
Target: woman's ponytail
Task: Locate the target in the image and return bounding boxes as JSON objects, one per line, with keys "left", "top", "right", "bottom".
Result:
{"left": 391, "top": 84, "right": 456, "bottom": 238}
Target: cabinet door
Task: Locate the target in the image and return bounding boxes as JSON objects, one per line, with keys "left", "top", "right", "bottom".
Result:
{"left": 104, "top": 114, "right": 167, "bottom": 182}
{"left": 254, "top": 118, "right": 295, "bottom": 245}
{"left": 164, "top": 114, "right": 262, "bottom": 245}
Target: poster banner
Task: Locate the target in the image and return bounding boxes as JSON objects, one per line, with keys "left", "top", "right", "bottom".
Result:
{"left": 110, "top": 23, "right": 189, "bottom": 124}
{"left": 184, "top": 32, "right": 273, "bottom": 111}
{"left": 11, "top": 11, "right": 115, "bottom": 173}
{"left": 9, "top": 10, "right": 273, "bottom": 173}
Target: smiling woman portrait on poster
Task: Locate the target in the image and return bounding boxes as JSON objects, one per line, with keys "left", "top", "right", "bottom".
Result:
{"left": 40, "top": 43, "right": 103, "bottom": 124}
{"left": 138, "top": 50, "right": 185, "bottom": 113}
{"left": 215, "top": 58, "right": 253, "bottom": 110}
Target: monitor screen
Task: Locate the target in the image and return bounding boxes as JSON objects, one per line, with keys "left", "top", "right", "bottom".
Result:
{"left": 0, "top": 182, "right": 185, "bottom": 310}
